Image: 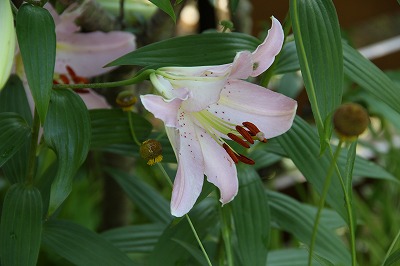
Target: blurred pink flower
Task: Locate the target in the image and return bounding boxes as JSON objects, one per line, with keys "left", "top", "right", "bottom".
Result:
{"left": 141, "top": 17, "right": 297, "bottom": 217}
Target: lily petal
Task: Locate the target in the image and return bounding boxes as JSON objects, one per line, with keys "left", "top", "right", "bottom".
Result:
{"left": 141, "top": 94, "right": 188, "bottom": 128}
{"left": 208, "top": 79, "right": 297, "bottom": 138}
{"left": 55, "top": 32, "right": 136, "bottom": 77}
{"left": 150, "top": 73, "right": 189, "bottom": 100}
{"left": 171, "top": 113, "right": 205, "bottom": 217}
{"left": 251, "top": 16, "right": 284, "bottom": 77}
{"left": 194, "top": 125, "right": 238, "bottom": 204}
{"left": 229, "top": 51, "right": 253, "bottom": 79}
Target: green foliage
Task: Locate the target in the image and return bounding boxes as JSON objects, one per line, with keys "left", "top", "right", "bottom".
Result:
{"left": 149, "top": 0, "right": 176, "bottom": 22}
{"left": 290, "top": 0, "right": 343, "bottom": 151}
{"left": 0, "top": 184, "right": 43, "bottom": 266}
{"left": 44, "top": 89, "right": 91, "bottom": 214}
{"left": 16, "top": 4, "right": 56, "bottom": 124}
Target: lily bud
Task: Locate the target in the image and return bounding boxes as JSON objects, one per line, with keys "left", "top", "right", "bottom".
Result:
{"left": 333, "top": 103, "right": 369, "bottom": 140}
{"left": 0, "top": 0, "right": 16, "bottom": 90}
{"left": 116, "top": 90, "right": 137, "bottom": 111}
{"left": 140, "top": 139, "right": 163, "bottom": 166}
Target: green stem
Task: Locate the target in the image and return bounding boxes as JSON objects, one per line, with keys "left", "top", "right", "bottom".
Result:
{"left": 53, "top": 69, "right": 154, "bottom": 90}
{"left": 127, "top": 111, "right": 141, "bottom": 146}
{"left": 220, "top": 205, "right": 234, "bottom": 266}
{"left": 308, "top": 139, "right": 343, "bottom": 266}
{"left": 27, "top": 108, "right": 40, "bottom": 184}
{"left": 382, "top": 228, "right": 400, "bottom": 266}
{"left": 331, "top": 141, "right": 357, "bottom": 266}
{"left": 157, "top": 163, "right": 213, "bottom": 266}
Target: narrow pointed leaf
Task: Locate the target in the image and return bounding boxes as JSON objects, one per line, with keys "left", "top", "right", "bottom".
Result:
{"left": 0, "top": 113, "right": 31, "bottom": 170}
{"left": 106, "top": 167, "right": 173, "bottom": 224}
{"left": 42, "top": 219, "right": 135, "bottom": 266}
{"left": 149, "top": 199, "right": 218, "bottom": 266}
{"left": 16, "top": 4, "right": 56, "bottom": 124}
{"left": 232, "top": 166, "right": 270, "bottom": 266}
{"left": 384, "top": 249, "right": 400, "bottom": 266}
{"left": 149, "top": 0, "right": 176, "bottom": 22}
{"left": 108, "top": 32, "right": 259, "bottom": 67}
{"left": 44, "top": 89, "right": 91, "bottom": 214}
{"left": 101, "top": 223, "right": 165, "bottom": 253}
{"left": 276, "top": 116, "right": 347, "bottom": 219}
{"left": 268, "top": 190, "right": 351, "bottom": 265}
{"left": 267, "top": 249, "right": 322, "bottom": 266}
{"left": 0, "top": 75, "right": 32, "bottom": 183}
{"left": 90, "top": 109, "right": 152, "bottom": 148}
{"left": 343, "top": 41, "right": 400, "bottom": 114}
{"left": 0, "top": 184, "right": 43, "bottom": 266}
{"left": 290, "top": 0, "right": 343, "bottom": 150}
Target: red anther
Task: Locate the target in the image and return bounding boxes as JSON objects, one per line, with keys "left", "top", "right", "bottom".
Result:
{"left": 242, "top": 121, "right": 261, "bottom": 135}
{"left": 223, "top": 143, "right": 239, "bottom": 164}
{"left": 227, "top": 133, "right": 250, "bottom": 148}
{"left": 74, "top": 89, "right": 90, "bottom": 94}
{"left": 59, "top": 74, "right": 70, "bottom": 84}
{"left": 235, "top": 125, "right": 254, "bottom": 144}
{"left": 237, "top": 154, "right": 255, "bottom": 165}
{"left": 73, "top": 76, "right": 89, "bottom": 84}
{"left": 66, "top": 65, "right": 77, "bottom": 78}
{"left": 53, "top": 80, "right": 59, "bottom": 84}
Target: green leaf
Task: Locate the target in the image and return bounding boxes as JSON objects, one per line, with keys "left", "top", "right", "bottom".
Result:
{"left": 149, "top": 198, "right": 218, "bottom": 266}
{"left": 106, "top": 167, "right": 173, "bottom": 224}
{"left": 149, "top": 0, "right": 176, "bottom": 22}
{"left": 0, "top": 75, "right": 32, "bottom": 183}
{"left": 267, "top": 248, "right": 322, "bottom": 266}
{"left": 0, "top": 112, "right": 31, "bottom": 170}
{"left": 0, "top": 184, "right": 43, "bottom": 266}
{"left": 90, "top": 109, "right": 152, "bottom": 148}
{"left": 108, "top": 32, "right": 259, "bottom": 67}
{"left": 44, "top": 89, "right": 91, "bottom": 214}
{"left": 173, "top": 239, "right": 209, "bottom": 266}
{"left": 101, "top": 223, "right": 165, "bottom": 254}
{"left": 275, "top": 41, "right": 300, "bottom": 74}
{"left": 42, "top": 219, "right": 135, "bottom": 266}
{"left": 16, "top": 4, "right": 56, "bottom": 124}
{"left": 276, "top": 116, "right": 347, "bottom": 219}
{"left": 290, "top": 0, "right": 343, "bottom": 150}
{"left": 343, "top": 41, "right": 400, "bottom": 114}
{"left": 229, "top": 0, "right": 239, "bottom": 13}
{"left": 384, "top": 249, "right": 400, "bottom": 266}
{"left": 268, "top": 190, "right": 351, "bottom": 265}
{"left": 231, "top": 167, "right": 270, "bottom": 266}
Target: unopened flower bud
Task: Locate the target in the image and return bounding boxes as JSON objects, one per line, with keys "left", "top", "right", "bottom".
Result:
{"left": 140, "top": 139, "right": 163, "bottom": 166}
{"left": 116, "top": 90, "right": 137, "bottom": 111}
{"left": 333, "top": 103, "right": 369, "bottom": 140}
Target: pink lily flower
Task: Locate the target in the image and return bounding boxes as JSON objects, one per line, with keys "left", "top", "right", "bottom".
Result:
{"left": 140, "top": 17, "right": 297, "bottom": 217}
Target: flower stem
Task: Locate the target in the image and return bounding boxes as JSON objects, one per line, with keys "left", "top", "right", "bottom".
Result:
{"left": 220, "top": 205, "right": 234, "bottom": 266}
{"left": 157, "top": 163, "right": 213, "bottom": 266}
{"left": 52, "top": 69, "right": 154, "bottom": 90}
{"left": 127, "top": 111, "right": 141, "bottom": 146}
{"left": 331, "top": 141, "right": 357, "bottom": 266}
{"left": 27, "top": 108, "right": 40, "bottom": 184}
{"left": 308, "top": 139, "right": 343, "bottom": 266}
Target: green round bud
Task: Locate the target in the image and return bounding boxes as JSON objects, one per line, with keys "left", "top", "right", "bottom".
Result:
{"left": 333, "top": 103, "right": 369, "bottom": 139}
{"left": 116, "top": 90, "right": 137, "bottom": 111}
{"left": 140, "top": 139, "right": 163, "bottom": 166}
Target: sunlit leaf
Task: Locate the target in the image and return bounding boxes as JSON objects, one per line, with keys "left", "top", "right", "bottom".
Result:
{"left": 0, "top": 113, "right": 31, "bottom": 171}
{"left": 44, "top": 89, "right": 91, "bottom": 214}
{"left": 16, "top": 3, "right": 56, "bottom": 124}
{"left": 268, "top": 190, "right": 351, "bottom": 265}
{"left": 101, "top": 223, "right": 165, "bottom": 254}
{"left": 0, "top": 184, "right": 42, "bottom": 266}
{"left": 232, "top": 166, "right": 270, "bottom": 265}
{"left": 343, "top": 42, "right": 400, "bottom": 114}
{"left": 42, "top": 219, "right": 135, "bottom": 266}
{"left": 290, "top": 0, "right": 343, "bottom": 150}
{"left": 108, "top": 32, "right": 259, "bottom": 67}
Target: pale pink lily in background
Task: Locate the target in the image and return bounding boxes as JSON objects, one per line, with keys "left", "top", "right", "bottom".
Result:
{"left": 15, "top": 2, "right": 136, "bottom": 110}
{"left": 141, "top": 17, "right": 298, "bottom": 217}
